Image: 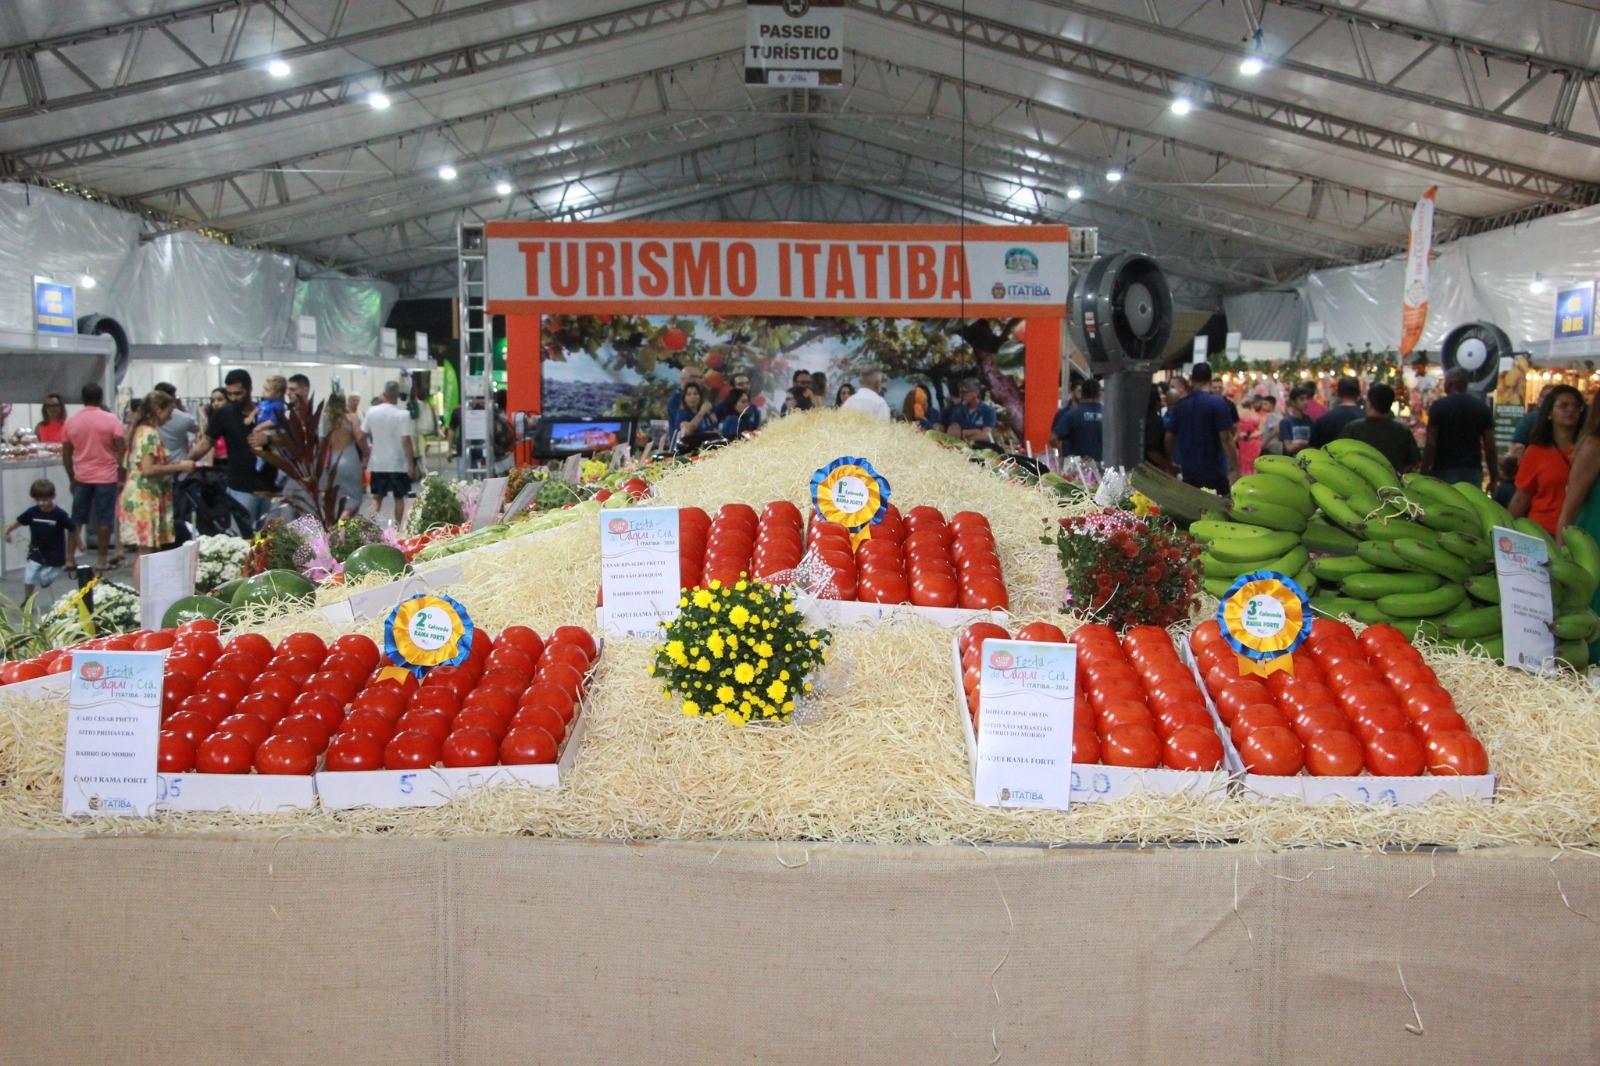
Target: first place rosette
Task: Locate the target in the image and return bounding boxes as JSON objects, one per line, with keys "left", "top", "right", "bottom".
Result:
{"left": 385, "top": 592, "right": 475, "bottom": 677}
{"left": 1217, "top": 571, "right": 1310, "bottom": 678}
{"left": 810, "top": 456, "right": 891, "bottom": 546}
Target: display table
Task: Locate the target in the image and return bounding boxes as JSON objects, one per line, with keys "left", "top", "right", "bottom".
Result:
{"left": 0, "top": 455, "right": 69, "bottom": 573}
{"left": 1, "top": 837, "right": 1594, "bottom": 1063}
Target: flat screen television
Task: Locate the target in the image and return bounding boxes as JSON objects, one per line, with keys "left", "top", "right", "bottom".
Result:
{"left": 534, "top": 418, "right": 633, "bottom": 458}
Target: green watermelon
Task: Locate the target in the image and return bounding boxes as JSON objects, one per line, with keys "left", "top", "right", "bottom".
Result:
{"left": 230, "top": 569, "right": 317, "bottom": 609}
{"left": 343, "top": 543, "right": 407, "bottom": 584}
{"left": 161, "top": 595, "right": 229, "bottom": 628}
{"left": 211, "top": 577, "right": 245, "bottom": 602}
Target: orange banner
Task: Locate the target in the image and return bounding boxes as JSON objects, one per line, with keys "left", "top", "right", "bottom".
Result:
{"left": 1399, "top": 186, "right": 1437, "bottom": 357}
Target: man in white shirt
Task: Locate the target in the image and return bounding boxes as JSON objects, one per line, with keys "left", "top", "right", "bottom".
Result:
{"left": 361, "top": 380, "right": 418, "bottom": 526}
{"left": 839, "top": 368, "right": 891, "bottom": 422}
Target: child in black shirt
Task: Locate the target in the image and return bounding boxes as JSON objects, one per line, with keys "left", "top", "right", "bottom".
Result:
{"left": 5, "top": 479, "right": 76, "bottom": 600}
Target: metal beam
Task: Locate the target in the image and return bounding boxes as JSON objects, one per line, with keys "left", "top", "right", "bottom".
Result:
{"left": 128, "top": 51, "right": 746, "bottom": 228}
{"left": 849, "top": 0, "right": 1600, "bottom": 207}
{"left": 0, "top": 0, "right": 541, "bottom": 119}
{"left": 249, "top": 115, "right": 782, "bottom": 250}
{"left": 1024, "top": 0, "right": 1600, "bottom": 148}
{"left": 0, "top": 0, "right": 740, "bottom": 174}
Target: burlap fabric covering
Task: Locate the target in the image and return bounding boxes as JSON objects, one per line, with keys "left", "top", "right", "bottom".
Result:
{"left": 1, "top": 838, "right": 1595, "bottom": 1063}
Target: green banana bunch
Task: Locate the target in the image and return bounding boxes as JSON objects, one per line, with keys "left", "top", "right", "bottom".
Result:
{"left": 1294, "top": 565, "right": 1319, "bottom": 597}
{"left": 1311, "top": 554, "right": 1379, "bottom": 581}
{"left": 1551, "top": 610, "right": 1600, "bottom": 641}
{"left": 1354, "top": 601, "right": 1396, "bottom": 625}
{"left": 1401, "top": 473, "right": 1469, "bottom": 512}
{"left": 1452, "top": 482, "right": 1514, "bottom": 535}
{"left": 1393, "top": 538, "right": 1474, "bottom": 584}
{"left": 1440, "top": 605, "right": 1502, "bottom": 640}
{"left": 1231, "top": 500, "right": 1309, "bottom": 533}
{"left": 1550, "top": 557, "right": 1598, "bottom": 610}
{"left": 1190, "top": 518, "right": 1282, "bottom": 543}
{"left": 1301, "top": 518, "right": 1360, "bottom": 555}
{"left": 1332, "top": 449, "right": 1400, "bottom": 495}
{"left": 1438, "top": 531, "right": 1491, "bottom": 565}
{"left": 1465, "top": 574, "right": 1501, "bottom": 604}
{"left": 1376, "top": 584, "right": 1466, "bottom": 619}
{"left": 1557, "top": 641, "right": 1591, "bottom": 669}
{"left": 1361, "top": 516, "right": 1433, "bottom": 543}
{"left": 1414, "top": 503, "right": 1480, "bottom": 536}
{"left": 1310, "top": 592, "right": 1365, "bottom": 619}
{"left": 1231, "top": 473, "right": 1315, "bottom": 516}
{"left": 1562, "top": 526, "right": 1600, "bottom": 587}
{"left": 1301, "top": 453, "right": 1370, "bottom": 498}
{"left": 1253, "top": 455, "right": 1311, "bottom": 487}
{"left": 1325, "top": 438, "right": 1394, "bottom": 470}
{"left": 1310, "top": 483, "right": 1367, "bottom": 534}
{"left": 1342, "top": 570, "right": 1443, "bottom": 600}
{"left": 1208, "top": 529, "right": 1302, "bottom": 563}
{"left": 1512, "top": 517, "right": 1558, "bottom": 555}
{"left": 1356, "top": 540, "right": 1424, "bottom": 572}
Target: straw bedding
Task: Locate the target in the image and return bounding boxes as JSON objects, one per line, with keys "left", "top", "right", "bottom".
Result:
{"left": 3, "top": 411, "right": 1598, "bottom": 850}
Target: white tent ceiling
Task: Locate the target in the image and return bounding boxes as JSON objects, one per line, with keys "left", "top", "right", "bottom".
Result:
{"left": 1, "top": 0, "right": 1597, "bottom": 306}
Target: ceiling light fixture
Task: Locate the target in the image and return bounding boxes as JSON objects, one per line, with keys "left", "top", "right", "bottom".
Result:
{"left": 1105, "top": 167, "right": 1123, "bottom": 183}
{"left": 1239, "top": 56, "right": 1264, "bottom": 76}
{"left": 1530, "top": 272, "right": 1549, "bottom": 294}
{"left": 438, "top": 163, "right": 458, "bottom": 181}
{"left": 1170, "top": 96, "right": 1193, "bottom": 116}
{"left": 267, "top": 58, "right": 291, "bottom": 78}
{"left": 495, "top": 180, "right": 514, "bottom": 196}
{"left": 1066, "top": 185, "right": 1084, "bottom": 200}
{"left": 367, "top": 90, "right": 391, "bottom": 110}
{"left": 78, "top": 273, "right": 97, "bottom": 289}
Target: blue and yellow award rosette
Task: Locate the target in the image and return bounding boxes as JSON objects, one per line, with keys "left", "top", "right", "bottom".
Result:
{"left": 384, "top": 592, "right": 475, "bottom": 677}
{"left": 1217, "top": 571, "right": 1310, "bottom": 678}
{"left": 810, "top": 456, "right": 891, "bottom": 546}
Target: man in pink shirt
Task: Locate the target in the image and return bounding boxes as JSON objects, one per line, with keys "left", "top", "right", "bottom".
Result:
{"left": 60, "top": 382, "right": 126, "bottom": 571}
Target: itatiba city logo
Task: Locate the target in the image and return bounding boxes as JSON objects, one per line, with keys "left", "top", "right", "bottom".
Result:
{"left": 1497, "top": 535, "right": 1515, "bottom": 554}
{"left": 991, "top": 282, "right": 1007, "bottom": 299}
{"left": 607, "top": 518, "right": 630, "bottom": 535}
{"left": 782, "top": 0, "right": 810, "bottom": 16}
{"left": 987, "top": 649, "right": 1016, "bottom": 671}
{"left": 79, "top": 661, "right": 105, "bottom": 682}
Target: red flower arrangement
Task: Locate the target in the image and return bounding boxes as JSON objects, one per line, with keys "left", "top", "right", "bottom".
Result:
{"left": 1044, "top": 509, "right": 1202, "bottom": 630}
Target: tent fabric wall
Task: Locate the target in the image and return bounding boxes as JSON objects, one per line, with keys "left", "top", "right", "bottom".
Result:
{"left": 1231, "top": 202, "right": 1600, "bottom": 353}
{"left": 111, "top": 233, "right": 298, "bottom": 348}
{"left": 1221, "top": 290, "right": 1303, "bottom": 345}
{"left": 293, "top": 274, "right": 400, "bottom": 357}
{"left": 0, "top": 184, "right": 389, "bottom": 350}
{"left": 0, "top": 183, "right": 142, "bottom": 332}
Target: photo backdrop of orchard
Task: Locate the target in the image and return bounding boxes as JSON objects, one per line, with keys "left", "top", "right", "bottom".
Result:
{"left": 538, "top": 314, "right": 1029, "bottom": 423}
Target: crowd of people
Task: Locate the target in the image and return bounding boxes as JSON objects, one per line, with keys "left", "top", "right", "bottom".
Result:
{"left": 1043, "top": 361, "right": 1600, "bottom": 547}
{"left": 7, "top": 371, "right": 427, "bottom": 600}
{"left": 665, "top": 364, "right": 1003, "bottom": 451}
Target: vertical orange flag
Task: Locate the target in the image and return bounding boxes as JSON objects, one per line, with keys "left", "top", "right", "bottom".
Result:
{"left": 1399, "top": 186, "right": 1437, "bottom": 356}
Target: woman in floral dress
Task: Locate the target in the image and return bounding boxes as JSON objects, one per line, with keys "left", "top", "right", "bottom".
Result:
{"left": 119, "top": 390, "right": 196, "bottom": 590}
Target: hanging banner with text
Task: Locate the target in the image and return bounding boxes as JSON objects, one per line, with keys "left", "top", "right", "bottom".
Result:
{"left": 1398, "top": 185, "right": 1436, "bottom": 357}
{"left": 485, "top": 221, "right": 1072, "bottom": 318}
{"left": 745, "top": 0, "right": 844, "bottom": 88}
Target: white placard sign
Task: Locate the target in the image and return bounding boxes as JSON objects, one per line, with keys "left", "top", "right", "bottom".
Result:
{"left": 138, "top": 541, "right": 198, "bottom": 631}
{"left": 503, "top": 478, "right": 542, "bottom": 520}
{"left": 62, "top": 651, "right": 165, "bottom": 817}
{"left": 599, "top": 507, "right": 681, "bottom": 637}
{"left": 974, "top": 639, "right": 1077, "bottom": 810}
{"left": 381, "top": 327, "right": 398, "bottom": 359}
{"left": 469, "top": 477, "right": 508, "bottom": 530}
{"left": 745, "top": 0, "right": 844, "bottom": 88}
{"left": 1191, "top": 335, "right": 1208, "bottom": 360}
{"left": 414, "top": 331, "right": 429, "bottom": 359}
{"left": 296, "top": 314, "right": 317, "bottom": 354}
{"left": 462, "top": 406, "right": 489, "bottom": 442}
{"left": 1492, "top": 525, "right": 1556, "bottom": 672}
{"left": 1224, "top": 331, "right": 1242, "bottom": 357}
